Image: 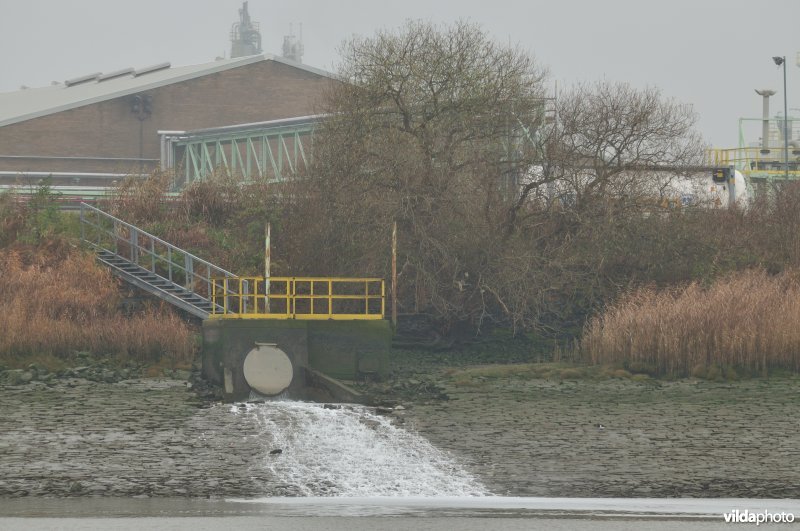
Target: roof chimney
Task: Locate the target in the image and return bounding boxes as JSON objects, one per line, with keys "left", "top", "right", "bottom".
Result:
{"left": 755, "top": 89, "right": 776, "bottom": 153}
{"left": 230, "top": 1, "right": 262, "bottom": 58}
{"left": 282, "top": 23, "right": 304, "bottom": 63}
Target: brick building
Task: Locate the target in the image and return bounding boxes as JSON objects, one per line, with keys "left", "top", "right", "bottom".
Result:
{"left": 0, "top": 54, "right": 333, "bottom": 182}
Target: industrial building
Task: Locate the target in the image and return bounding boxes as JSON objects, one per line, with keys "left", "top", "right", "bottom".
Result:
{"left": 0, "top": 54, "right": 332, "bottom": 185}
{"left": 0, "top": 2, "right": 328, "bottom": 195}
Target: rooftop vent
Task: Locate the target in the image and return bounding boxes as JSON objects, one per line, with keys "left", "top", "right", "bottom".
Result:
{"left": 134, "top": 62, "right": 171, "bottom": 77}
{"left": 64, "top": 72, "right": 102, "bottom": 87}
{"left": 282, "top": 23, "right": 304, "bottom": 64}
{"left": 98, "top": 68, "right": 135, "bottom": 82}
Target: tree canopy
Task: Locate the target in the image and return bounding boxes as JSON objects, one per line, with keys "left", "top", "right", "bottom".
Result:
{"left": 284, "top": 20, "right": 707, "bottom": 336}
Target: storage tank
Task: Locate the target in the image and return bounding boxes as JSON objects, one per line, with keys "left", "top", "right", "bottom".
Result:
{"left": 669, "top": 170, "right": 748, "bottom": 208}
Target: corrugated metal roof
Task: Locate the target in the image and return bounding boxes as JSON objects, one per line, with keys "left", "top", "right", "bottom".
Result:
{"left": 0, "top": 54, "right": 334, "bottom": 128}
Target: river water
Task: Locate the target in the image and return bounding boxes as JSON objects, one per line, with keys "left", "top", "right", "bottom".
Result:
{"left": 1, "top": 377, "right": 798, "bottom": 528}
{"left": 2, "top": 497, "right": 798, "bottom": 529}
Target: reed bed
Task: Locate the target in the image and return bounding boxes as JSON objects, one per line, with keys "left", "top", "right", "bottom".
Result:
{"left": 0, "top": 249, "right": 194, "bottom": 364}
{"left": 581, "top": 269, "right": 800, "bottom": 376}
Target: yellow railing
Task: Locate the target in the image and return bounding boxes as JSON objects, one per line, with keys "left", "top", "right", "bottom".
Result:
{"left": 210, "top": 277, "right": 385, "bottom": 320}
{"left": 706, "top": 148, "right": 732, "bottom": 167}
{"left": 707, "top": 147, "right": 800, "bottom": 176}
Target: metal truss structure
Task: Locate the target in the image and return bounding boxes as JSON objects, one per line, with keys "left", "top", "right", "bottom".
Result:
{"left": 160, "top": 115, "right": 323, "bottom": 187}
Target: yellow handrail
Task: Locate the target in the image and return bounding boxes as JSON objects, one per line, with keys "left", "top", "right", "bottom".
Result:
{"left": 210, "top": 276, "right": 385, "bottom": 320}
{"left": 707, "top": 147, "right": 800, "bottom": 175}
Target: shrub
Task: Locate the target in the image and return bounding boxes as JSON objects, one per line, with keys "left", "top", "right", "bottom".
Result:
{"left": 0, "top": 179, "right": 66, "bottom": 246}
{"left": 581, "top": 269, "right": 800, "bottom": 376}
{"left": 0, "top": 249, "right": 195, "bottom": 364}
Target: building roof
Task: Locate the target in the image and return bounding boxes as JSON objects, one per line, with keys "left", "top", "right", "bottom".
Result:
{"left": 0, "top": 54, "right": 334, "bottom": 128}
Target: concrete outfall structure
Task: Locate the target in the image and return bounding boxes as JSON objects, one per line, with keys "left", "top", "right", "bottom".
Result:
{"left": 201, "top": 319, "right": 392, "bottom": 403}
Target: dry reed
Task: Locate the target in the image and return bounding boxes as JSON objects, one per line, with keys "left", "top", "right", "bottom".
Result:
{"left": 0, "top": 249, "right": 194, "bottom": 364}
{"left": 581, "top": 269, "right": 800, "bottom": 376}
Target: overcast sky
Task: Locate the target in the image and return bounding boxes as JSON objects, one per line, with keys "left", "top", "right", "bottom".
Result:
{"left": 1, "top": 0, "right": 798, "bottom": 147}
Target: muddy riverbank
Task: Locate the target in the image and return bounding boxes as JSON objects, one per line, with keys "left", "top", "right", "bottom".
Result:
{"left": 401, "top": 376, "right": 800, "bottom": 498}
{"left": 1, "top": 363, "right": 798, "bottom": 499}
{"left": 0, "top": 378, "right": 260, "bottom": 498}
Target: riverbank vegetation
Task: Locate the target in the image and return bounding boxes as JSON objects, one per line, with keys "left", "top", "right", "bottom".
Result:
{"left": 0, "top": 190, "right": 195, "bottom": 370}
{"left": 281, "top": 20, "right": 800, "bottom": 376}
{"left": 288, "top": 21, "right": 706, "bottom": 337}
{"left": 582, "top": 269, "right": 800, "bottom": 377}
{"left": 4, "top": 22, "right": 800, "bottom": 378}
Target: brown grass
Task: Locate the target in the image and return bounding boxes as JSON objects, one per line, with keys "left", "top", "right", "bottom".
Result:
{"left": 581, "top": 269, "right": 800, "bottom": 376}
{"left": 0, "top": 248, "right": 195, "bottom": 365}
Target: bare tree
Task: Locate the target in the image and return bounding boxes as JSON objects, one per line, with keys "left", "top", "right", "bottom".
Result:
{"left": 285, "top": 22, "right": 706, "bottom": 337}
{"left": 286, "top": 21, "right": 551, "bottom": 330}
{"left": 546, "top": 82, "right": 705, "bottom": 209}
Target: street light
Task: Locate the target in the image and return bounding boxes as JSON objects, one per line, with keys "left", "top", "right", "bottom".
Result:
{"left": 772, "top": 56, "right": 789, "bottom": 180}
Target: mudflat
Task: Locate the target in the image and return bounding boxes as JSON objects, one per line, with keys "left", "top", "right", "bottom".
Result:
{"left": 0, "top": 379, "right": 268, "bottom": 498}
{"left": 1, "top": 373, "right": 798, "bottom": 499}
{"left": 402, "top": 376, "right": 800, "bottom": 498}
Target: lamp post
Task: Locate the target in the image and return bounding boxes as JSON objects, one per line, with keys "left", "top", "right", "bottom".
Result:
{"left": 772, "top": 56, "right": 789, "bottom": 180}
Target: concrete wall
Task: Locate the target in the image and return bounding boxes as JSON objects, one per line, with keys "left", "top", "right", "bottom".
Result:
{"left": 202, "top": 319, "right": 309, "bottom": 401}
{"left": 307, "top": 321, "right": 392, "bottom": 381}
{"left": 202, "top": 318, "right": 391, "bottom": 402}
{"left": 0, "top": 60, "right": 332, "bottom": 174}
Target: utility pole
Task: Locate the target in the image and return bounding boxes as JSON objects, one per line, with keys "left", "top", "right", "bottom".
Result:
{"left": 772, "top": 56, "right": 789, "bottom": 181}
{"left": 391, "top": 221, "right": 397, "bottom": 329}
{"left": 265, "top": 222, "right": 271, "bottom": 312}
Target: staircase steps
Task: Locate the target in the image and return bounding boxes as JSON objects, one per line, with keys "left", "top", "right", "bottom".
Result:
{"left": 81, "top": 205, "right": 237, "bottom": 320}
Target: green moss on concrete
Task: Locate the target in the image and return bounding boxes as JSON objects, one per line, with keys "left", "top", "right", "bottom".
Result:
{"left": 307, "top": 320, "right": 391, "bottom": 381}
{"left": 202, "top": 319, "right": 392, "bottom": 398}
{"left": 202, "top": 319, "right": 309, "bottom": 400}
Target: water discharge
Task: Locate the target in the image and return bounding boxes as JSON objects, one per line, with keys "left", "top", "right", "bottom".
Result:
{"left": 230, "top": 401, "right": 488, "bottom": 497}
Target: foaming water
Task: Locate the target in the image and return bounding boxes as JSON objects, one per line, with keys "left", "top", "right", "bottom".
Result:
{"left": 230, "top": 401, "right": 487, "bottom": 497}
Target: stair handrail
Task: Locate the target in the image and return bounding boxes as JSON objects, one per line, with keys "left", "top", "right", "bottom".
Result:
{"left": 79, "top": 202, "right": 237, "bottom": 313}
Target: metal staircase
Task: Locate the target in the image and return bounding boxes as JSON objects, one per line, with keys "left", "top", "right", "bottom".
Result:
{"left": 79, "top": 202, "right": 236, "bottom": 319}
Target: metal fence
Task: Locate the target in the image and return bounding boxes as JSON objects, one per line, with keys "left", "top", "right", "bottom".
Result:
{"left": 210, "top": 277, "right": 385, "bottom": 320}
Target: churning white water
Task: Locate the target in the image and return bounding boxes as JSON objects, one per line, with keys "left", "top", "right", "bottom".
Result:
{"left": 230, "top": 401, "right": 487, "bottom": 497}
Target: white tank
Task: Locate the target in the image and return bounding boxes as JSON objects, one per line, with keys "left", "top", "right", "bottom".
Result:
{"left": 669, "top": 170, "right": 748, "bottom": 208}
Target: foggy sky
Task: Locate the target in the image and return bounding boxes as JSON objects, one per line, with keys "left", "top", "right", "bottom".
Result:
{"left": 1, "top": 0, "right": 798, "bottom": 147}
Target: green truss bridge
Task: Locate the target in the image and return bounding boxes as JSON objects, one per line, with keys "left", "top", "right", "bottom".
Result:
{"left": 160, "top": 114, "right": 321, "bottom": 187}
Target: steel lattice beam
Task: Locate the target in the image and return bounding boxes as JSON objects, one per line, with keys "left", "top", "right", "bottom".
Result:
{"left": 161, "top": 116, "right": 321, "bottom": 187}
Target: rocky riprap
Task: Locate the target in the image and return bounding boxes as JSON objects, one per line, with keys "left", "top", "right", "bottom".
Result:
{"left": 1, "top": 365, "right": 141, "bottom": 386}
